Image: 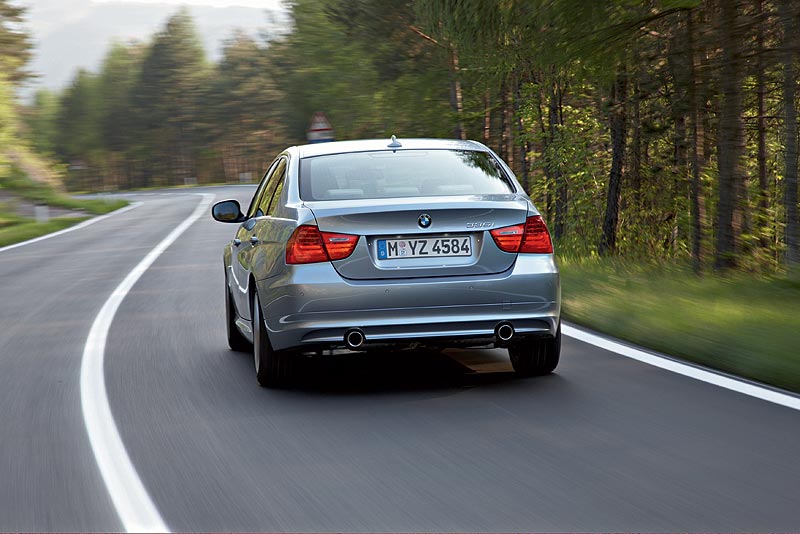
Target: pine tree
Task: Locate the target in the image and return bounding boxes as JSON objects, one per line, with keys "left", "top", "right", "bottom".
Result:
{"left": 0, "top": 0, "right": 32, "bottom": 83}
{"left": 131, "top": 9, "right": 207, "bottom": 186}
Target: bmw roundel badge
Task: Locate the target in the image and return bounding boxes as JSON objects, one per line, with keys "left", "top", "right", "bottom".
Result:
{"left": 418, "top": 213, "right": 432, "bottom": 228}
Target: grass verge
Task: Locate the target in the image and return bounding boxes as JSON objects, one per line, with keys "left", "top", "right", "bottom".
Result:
{"left": 0, "top": 163, "right": 128, "bottom": 247}
{"left": 0, "top": 216, "right": 90, "bottom": 248}
{"left": 559, "top": 256, "right": 800, "bottom": 394}
{"left": 0, "top": 165, "right": 127, "bottom": 215}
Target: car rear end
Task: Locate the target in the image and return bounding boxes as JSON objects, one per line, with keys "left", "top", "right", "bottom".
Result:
{"left": 256, "top": 139, "right": 560, "bottom": 354}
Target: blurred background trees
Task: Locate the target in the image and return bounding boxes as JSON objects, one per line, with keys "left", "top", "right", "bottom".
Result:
{"left": 1, "top": 0, "right": 31, "bottom": 170}
{"left": 7, "top": 0, "right": 800, "bottom": 272}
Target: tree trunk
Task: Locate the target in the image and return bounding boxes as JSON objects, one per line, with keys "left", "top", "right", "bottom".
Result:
{"left": 781, "top": 0, "right": 800, "bottom": 267}
{"left": 498, "top": 82, "right": 508, "bottom": 161}
{"left": 514, "top": 78, "right": 529, "bottom": 190}
{"left": 714, "top": 1, "right": 744, "bottom": 270}
{"left": 483, "top": 90, "right": 491, "bottom": 145}
{"left": 599, "top": 69, "right": 627, "bottom": 256}
{"left": 448, "top": 47, "right": 466, "bottom": 140}
{"left": 667, "top": 15, "right": 694, "bottom": 256}
{"left": 504, "top": 86, "right": 514, "bottom": 170}
{"left": 688, "top": 9, "right": 706, "bottom": 273}
{"left": 630, "top": 82, "right": 642, "bottom": 197}
{"left": 533, "top": 81, "right": 552, "bottom": 223}
{"left": 549, "top": 79, "right": 567, "bottom": 240}
{"left": 756, "top": 0, "right": 770, "bottom": 249}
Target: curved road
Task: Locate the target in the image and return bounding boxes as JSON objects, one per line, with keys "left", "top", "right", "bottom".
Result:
{"left": 0, "top": 186, "right": 798, "bottom": 531}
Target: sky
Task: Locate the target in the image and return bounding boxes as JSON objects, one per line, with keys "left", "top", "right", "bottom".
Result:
{"left": 19, "top": 0, "right": 288, "bottom": 99}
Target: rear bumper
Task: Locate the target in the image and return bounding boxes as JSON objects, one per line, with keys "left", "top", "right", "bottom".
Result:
{"left": 256, "top": 255, "right": 560, "bottom": 351}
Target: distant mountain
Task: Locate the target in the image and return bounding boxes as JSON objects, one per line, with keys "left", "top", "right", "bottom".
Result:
{"left": 20, "top": 0, "right": 289, "bottom": 98}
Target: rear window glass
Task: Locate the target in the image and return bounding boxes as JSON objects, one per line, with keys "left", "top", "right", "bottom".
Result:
{"left": 299, "top": 149, "right": 514, "bottom": 201}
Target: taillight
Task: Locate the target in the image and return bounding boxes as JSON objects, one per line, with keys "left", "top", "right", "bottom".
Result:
{"left": 490, "top": 224, "right": 524, "bottom": 252}
{"left": 286, "top": 225, "right": 358, "bottom": 264}
{"left": 320, "top": 231, "right": 359, "bottom": 260}
{"left": 520, "top": 215, "right": 553, "bottom": 253}
{"left": 490, "top": 215, "right": 553, "bottom": 254}
{"left": 286, "top": 225, "right": 327, "bottom": 264}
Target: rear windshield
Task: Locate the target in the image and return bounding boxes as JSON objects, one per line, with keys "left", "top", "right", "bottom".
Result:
{"left": 299, "top": 149, "right": 514, "bottom": 201}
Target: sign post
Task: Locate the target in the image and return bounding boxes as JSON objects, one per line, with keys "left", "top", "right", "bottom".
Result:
{"left": 306, "top": 112, "right": 335, "bottom": 143}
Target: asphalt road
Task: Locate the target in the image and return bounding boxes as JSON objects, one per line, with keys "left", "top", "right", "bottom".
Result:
{"left": 1, "top": 186, "right": 798, "bottom": 531}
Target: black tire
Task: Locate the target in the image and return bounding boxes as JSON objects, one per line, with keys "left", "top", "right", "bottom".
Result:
{"left": 225, "top": 283, "right": 252, "bottom": 352}
{"left": 508, "top": 323, "right": 561, "bottom": 377}
{"left": 252, "top": 292, "right": 292, "bottom": 387}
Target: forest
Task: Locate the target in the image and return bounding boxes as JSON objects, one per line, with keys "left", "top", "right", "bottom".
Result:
{"left": 3, "top": 0, "right": 800, "bottom": 274}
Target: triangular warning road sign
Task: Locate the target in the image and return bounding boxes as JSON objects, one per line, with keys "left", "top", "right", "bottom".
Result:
{"left": 307, "top": 111, "right": 335, "bottom": 142}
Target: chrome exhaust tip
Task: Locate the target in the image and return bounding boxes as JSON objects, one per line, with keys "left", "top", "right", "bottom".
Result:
{"left": 495, "top": 322, "right": 515, "bottom": 342}
{"left": 344, "top": 329, "right": 365, "bottom": 350}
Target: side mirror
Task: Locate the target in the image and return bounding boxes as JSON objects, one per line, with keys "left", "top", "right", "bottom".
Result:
{"left": 211, "top": 199, "right": 246, "bottom": 223}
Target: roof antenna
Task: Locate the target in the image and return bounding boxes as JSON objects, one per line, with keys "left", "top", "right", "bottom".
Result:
{"left": 388, "top": 135, "right": 402, "bottom": 149}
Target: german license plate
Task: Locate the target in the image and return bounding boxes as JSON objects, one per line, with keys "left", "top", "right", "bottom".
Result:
{"left": 377, "top": 236, "right": 472, "bottom": 259}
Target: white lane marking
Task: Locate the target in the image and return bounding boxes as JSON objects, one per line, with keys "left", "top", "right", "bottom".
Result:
{"left": 81, "top": 193, "right": 214, "bottom": 532}
{"left": 0, "top": 202, "right": 142, "bottom": 253}
{"left": 563, "top": 323, "right": 800, "bottom": 412}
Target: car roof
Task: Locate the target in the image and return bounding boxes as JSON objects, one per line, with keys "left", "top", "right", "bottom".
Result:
{"left": 293, "top": 138, "right": 489, "bottom": 159}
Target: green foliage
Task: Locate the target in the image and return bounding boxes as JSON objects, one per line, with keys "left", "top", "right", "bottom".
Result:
{"left": 0, "top": 13, "right": 74, "bottom": 217}
{"left": 32, "top": 9, "right": 292, "bottom": 188}
{"left": 97, "top": 42, "right": 143, "bottom": 154}
{"left": 522, "top": 80, "right": 609, "bottom": 254}
{"left": 0, "top": 164, "right": 126, "bottom": 214}
{"left": 202, "top": 31, "right": 286, "bottom": 175}
{"left": 56, "top": 69, "right": 102, "bottom": 162}
{"left": 0, "top": 1, "right": 32, "bottom": 83}
{"left": 131, "top": 9, "right": 208, "bottom": 186}
{"left": 22, "top": 0, "right": 800, "bottom": 273}
{"left": 21, "top": 89, "right": 59, "bottom": 156}
{"left": 272, "top": 0, "right": 386, "bottom": 141}
{"left": 0, "top": 74, "right": 14, "bottom": 169}
{"left": 324, "top": 0, "right": 454, "bottom": 137}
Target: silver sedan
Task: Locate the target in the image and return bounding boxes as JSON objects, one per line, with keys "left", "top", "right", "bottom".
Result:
{"left": 212, "top": 137, "right": 561, "bottom": 387}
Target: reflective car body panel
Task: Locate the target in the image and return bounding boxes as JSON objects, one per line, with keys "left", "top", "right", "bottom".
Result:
{"left": 220, "top": 138, "right": 560, "bottom": 352}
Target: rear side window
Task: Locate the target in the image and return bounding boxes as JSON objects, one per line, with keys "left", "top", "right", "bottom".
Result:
{"left": 266, "top": 176, "right": 285, "bottom": 216}
{"left": 299, "top": 149, "right": 514, "bottom": 201}
{"left": 255, "top": 158, "right": 287, "bottom": 216}
{"left": 247, "top": 157, "right": 284, "bottom": 218}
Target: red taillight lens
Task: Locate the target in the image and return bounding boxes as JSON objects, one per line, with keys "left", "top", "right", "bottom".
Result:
{"left": 320, "top": 231, "right": 359, "bottom": 260}
{"left": 520, "top": 215, "right": 553, "bottom": 253}
{"left": 490, "top": 224, "right": 524, "bottom": 252}
{"left": 286, "top": 225, "right": 358, "bottom": 264}
{"left": 286, "top": 225, "right": 328, "bottom": 264}
{"left": 490, "top": 215, "right": 553, "bottom": 254}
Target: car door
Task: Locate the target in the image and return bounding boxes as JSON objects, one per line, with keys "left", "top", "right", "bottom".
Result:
{"left": 230, "top": 158, "right": 283, "bottom": 319}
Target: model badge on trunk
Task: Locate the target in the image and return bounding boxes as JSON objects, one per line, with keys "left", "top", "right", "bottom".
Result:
{"left": 466, "top": 222, "right": 494, "bottom": 228}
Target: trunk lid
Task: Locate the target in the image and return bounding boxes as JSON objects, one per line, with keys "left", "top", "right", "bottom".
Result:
{"left": 306, "top": 194, "right": 530, "bottom": 280}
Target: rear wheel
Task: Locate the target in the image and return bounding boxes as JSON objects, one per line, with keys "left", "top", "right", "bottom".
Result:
{"left": 253, "top": 292, "right": 292, "bottom": 387}
{"left": 508, "top": 323, "right": 561, "bottom": 377}
{"left": 225, "top": 281, "right": 251, "bottom": 352}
